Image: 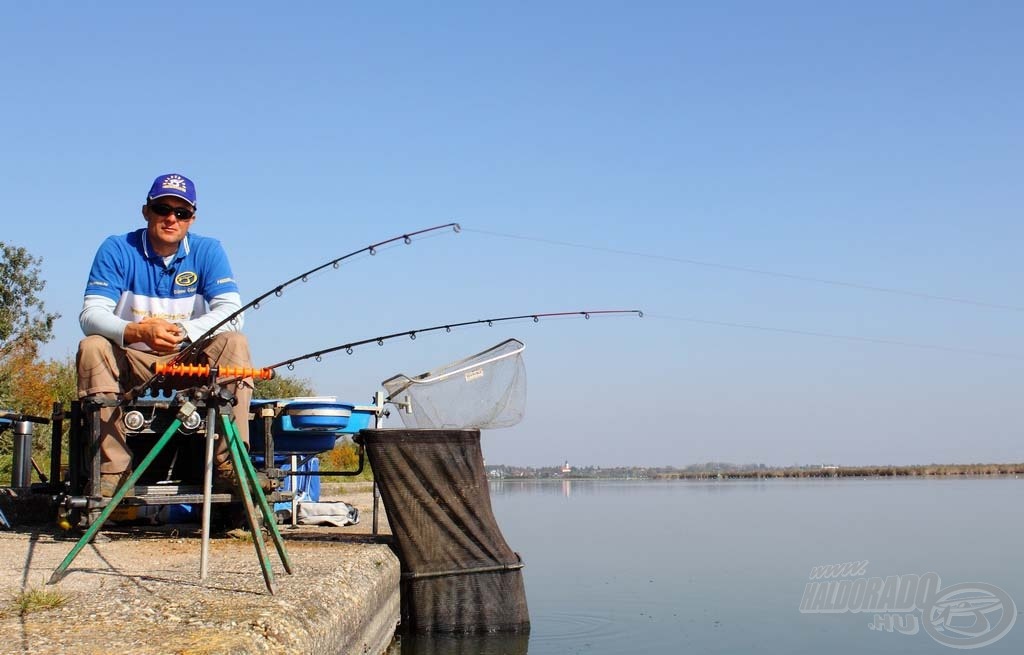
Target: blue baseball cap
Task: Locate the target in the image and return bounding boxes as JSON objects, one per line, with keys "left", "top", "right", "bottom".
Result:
{"left": 147, "top": 173, "right": 196, "bottom": 207}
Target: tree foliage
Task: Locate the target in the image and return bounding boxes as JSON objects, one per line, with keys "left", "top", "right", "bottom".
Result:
{"left": 320, "top": 437, "right": 372, "bottom": 481}
{"left": 1, "top": 350, "right": 75, "bottom": 417}
{"left": 0, "top": 242, "right": 59, "bottom": 360}
{"left": 0, "top": 244, "right": 65, "bottom": 480}
{"left": 1, "top": 243, "right": 61, "bottom": 415}
{"left": 253, "top": 373, "right": 316, "bottom": 399}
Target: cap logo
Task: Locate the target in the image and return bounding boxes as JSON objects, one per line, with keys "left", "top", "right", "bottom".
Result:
{"left": 162, "top": 175, "right": 188, "bottom": 194}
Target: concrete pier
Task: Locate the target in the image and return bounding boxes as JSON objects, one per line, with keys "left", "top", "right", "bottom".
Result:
{"left": 0, "top": 487, "right": 398, "bottom": 655}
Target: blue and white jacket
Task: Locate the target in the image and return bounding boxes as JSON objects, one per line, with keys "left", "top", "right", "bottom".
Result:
{"left": 80, "top": 229, "right": 243, "bottom": 350}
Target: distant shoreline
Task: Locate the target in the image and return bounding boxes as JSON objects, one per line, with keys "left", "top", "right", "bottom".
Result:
{"left": 653, "top": 463, "right": 1024, "bottom": 480}
{"left": 488, "top": 463, "right": 1024, "bottom": 481}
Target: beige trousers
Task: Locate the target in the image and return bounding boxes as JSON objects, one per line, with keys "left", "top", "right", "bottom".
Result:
{"left": 76, "top": 333, "right": 254, "bottom": 475}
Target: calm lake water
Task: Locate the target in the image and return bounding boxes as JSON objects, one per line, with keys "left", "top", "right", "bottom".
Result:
{"left": 392, "top": 478, "right": 1023, "bottom": 654}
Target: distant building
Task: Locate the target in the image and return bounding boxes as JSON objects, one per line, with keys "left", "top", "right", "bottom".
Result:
{"left": 560, "top": 460, "right": 572, "bottom": 474}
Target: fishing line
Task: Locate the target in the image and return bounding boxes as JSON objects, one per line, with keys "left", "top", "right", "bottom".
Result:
{"left": 645, "top": 312, "right": 1024, "bottom": 361}
{"left": 462, "top": 228, "right": 1024, "bottom": 313}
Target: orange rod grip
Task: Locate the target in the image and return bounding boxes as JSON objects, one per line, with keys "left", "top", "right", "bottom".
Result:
{"left": 154, "top": 363, "right": 210, "bottom": 377}
{"left": 154, "top": 363, "right": 274, "bottom": 380}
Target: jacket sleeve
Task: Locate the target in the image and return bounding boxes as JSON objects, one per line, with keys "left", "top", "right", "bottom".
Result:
{"left": 80, "top": 295, "right": 128, "bottom": 346}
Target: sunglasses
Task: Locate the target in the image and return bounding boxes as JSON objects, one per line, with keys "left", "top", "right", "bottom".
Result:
{"left": 148, "top": 203, "right": 195, "bottom": 221}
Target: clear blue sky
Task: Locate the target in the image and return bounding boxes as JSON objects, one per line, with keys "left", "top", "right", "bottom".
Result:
{"left": 3, "top": 2, "right": 1021, "bottom": 467}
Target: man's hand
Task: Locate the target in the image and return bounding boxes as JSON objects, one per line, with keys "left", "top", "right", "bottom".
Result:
{"left": 124, "top": 317, "right": 185, "bottom": 354}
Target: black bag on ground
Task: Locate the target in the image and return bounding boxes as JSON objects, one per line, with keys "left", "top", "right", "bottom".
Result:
{"left": 359, "top": 429, "right": 530, "bottom": 634}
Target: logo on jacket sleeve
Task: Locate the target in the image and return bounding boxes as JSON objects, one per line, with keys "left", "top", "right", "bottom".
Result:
{"left": 175, "top": 271, "right": 199, "bottom": 287}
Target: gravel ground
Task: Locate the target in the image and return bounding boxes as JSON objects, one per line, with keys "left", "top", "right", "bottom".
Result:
{"left": 0, "top": 486, "right": 398, "bottom": 655}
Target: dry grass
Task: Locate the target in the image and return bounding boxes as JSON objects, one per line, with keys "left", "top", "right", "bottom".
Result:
{"left": 3, "top": 587, "right": 70, "bottom": 618}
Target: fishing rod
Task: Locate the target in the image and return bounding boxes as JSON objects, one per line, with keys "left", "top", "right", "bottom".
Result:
{"left": 175, "top": 222, "right": 461, "bottom": 363}
{"left": 152, "top": 310, "right": 644, "bottom": 381}
{"left": 129, "top": 222, "right": 461, "bottom": 399}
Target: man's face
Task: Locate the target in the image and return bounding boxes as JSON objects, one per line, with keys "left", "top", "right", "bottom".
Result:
{"left": 142, "top": 196, "right": 195, "bottom": 255}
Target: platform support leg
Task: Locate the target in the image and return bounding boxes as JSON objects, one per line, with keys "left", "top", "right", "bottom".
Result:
{"left": 49, "top": 416, "right": 185, "bottom": 584}
{"left": 223, "top": 416, "right": 277, "bottom": 594}
{"left": 200, "top": 405, "right": 217, "bottom": 580}
{"left": 223, "top": 415, "right": 293, "bottom": 575}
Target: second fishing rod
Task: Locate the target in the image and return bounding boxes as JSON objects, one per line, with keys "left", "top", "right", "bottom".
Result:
{"left": 152, "top": 310, "right": 645, "bottom": 383}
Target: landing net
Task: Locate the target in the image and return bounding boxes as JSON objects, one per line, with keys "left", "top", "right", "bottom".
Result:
{"left": 381, "top": 339, "right": 526, "bottom": 430}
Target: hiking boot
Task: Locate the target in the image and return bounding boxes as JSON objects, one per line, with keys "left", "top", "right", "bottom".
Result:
{"left": 213, "top": 463, "right": 275, "bottom": 494}
{"left": 97, "top": 471, "right": 134, "bottom": 498}
{"left": 213, "top": 464, "right": 239, "bottom": 494}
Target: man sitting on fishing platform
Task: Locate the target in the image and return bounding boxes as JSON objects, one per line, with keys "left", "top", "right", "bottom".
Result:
{"left": 76, "top": 173, "right": 254, "bottom": 497}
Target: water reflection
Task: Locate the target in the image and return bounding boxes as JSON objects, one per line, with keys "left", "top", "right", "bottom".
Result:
{"left": 387, "top": 632, "right": 530, "bottom": 655}
{"left": 489, "top": 477, "right": 776, "bottom": 498}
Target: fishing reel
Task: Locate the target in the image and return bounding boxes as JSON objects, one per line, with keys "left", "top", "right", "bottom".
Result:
{"left": 120, "top": 400, "right": 198, "bottom": 433}
{"left": 123, "top": 406, "right": 204, "bottom": 434}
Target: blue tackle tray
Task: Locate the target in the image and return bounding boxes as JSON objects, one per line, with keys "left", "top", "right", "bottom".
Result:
{"left": 248, "top": 398, "right": 375, "bottom": 456}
